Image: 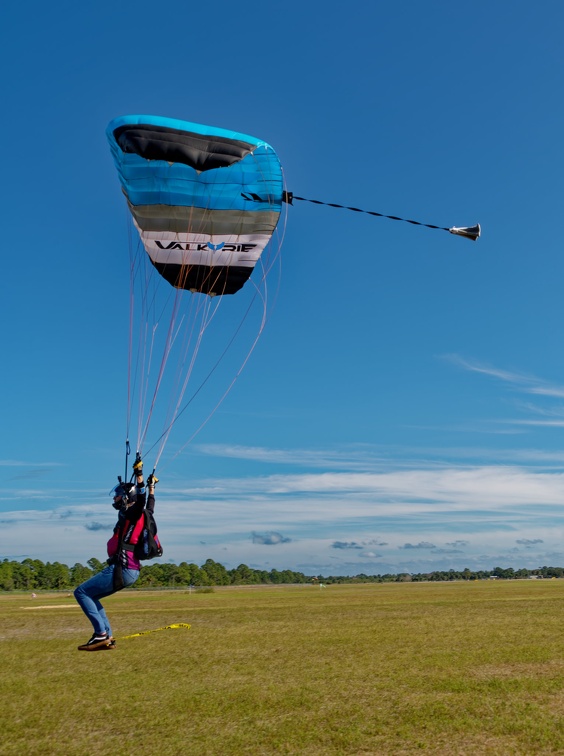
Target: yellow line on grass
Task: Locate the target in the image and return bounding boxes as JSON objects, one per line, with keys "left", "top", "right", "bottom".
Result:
{"left": 119, "top": 623, "right": 191, "bottom": 639}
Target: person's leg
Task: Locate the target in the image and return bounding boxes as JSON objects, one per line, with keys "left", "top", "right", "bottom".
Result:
{"left": 96, "top": 569, "right": 138, "bottom": 637}
{"left": 96, "top": 602, "right": 112, "bottom": 637}
{"left": 98, "top": 568, "right": 139, "bottom": 648}
{"left": 74, "top": 565, "right": 116, "bottom": 635}
{"left": 122, "top": 568, "right": 140, "bottom": 588}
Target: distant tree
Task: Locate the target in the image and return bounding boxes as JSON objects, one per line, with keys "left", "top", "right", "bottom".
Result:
{"left": 40, "top": 562, "right": 71, "bottom": 590}
{"left": 22, "top": 558, "right": 44, "bottom": 586}
{"left": 250, "top": 569, "right": 268, "bottom": 584}
{"left": 201, "top": 558, "right": 230, "bottom": 585}
{"left": 176, "top": 562, "right": 194, "bottom": 585}
{"left": 279, "top": 569, "right": 298, "bottom": 584}
{"left": 71, "top": 563, "right": 93, "bottom": 586}
{"left": 5, "top": 556, "right": 564, "bottom": 591}
{"left": 268, "top": 568, "right": 281, "bottom": 584}
{"left": 0, "top": 560, "right": 14, "bottom": 591}
{"left": 13, "top": 561, "right": 36, "bottom": 590}
{"left": 136, "top": 565, "right": 162, "bottom": 587}
{"left": 87, "top": 557, "right": 105, "bottom": 574}
{"left": 187, "top": 563, "right": 209, "bottom": 586}
{"left": 230, "top": 563, "right": 260, "bottom": 585}
{"left": 161, "top": 563, "right": 182, "bottom": 588}
{"left": 492, "top": 566, "right": 515, "bottom": 580}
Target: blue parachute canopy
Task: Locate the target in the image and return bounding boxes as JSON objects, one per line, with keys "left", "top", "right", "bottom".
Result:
{"left": 107, "top": 115, "right": 284, "bottom": 295}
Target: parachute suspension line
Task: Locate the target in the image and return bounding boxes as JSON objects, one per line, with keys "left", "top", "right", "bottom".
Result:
{"left": 126, "top": 213, "right": 152, "bottom": 459}
{"left": 137, "top": 283, "right": 184, "bottom": 453}
{"left": 139, "top": 191, "right": 223, "bottom": 462}
{"left": 135, "top": 239, "right": 185, "bottom": 454}
{"left": 151, "top": 205, "right": 231, "bottom": 463}
{"left": 126, "top": 210, "right": 137, "bottom": 444}
{"left": 128, "top": 222, "right": 161, "bottom": 456}
{"left": 124, "top": 439, "right": 131, "bottom": 483}
{"left": 161, "top": 275, "right": 238, "bottom": 464}
{"left": 283, "top": 193, "right": 481, "bottom": 241}
{"left": 139, "top": 322, "right": 168, "bottom": 454}
{"left": 125, "top": 217, "right": 160, "bottom": 454}
{"left": 148, "top": 208, "right": 286, "bottom": 469}
{"left": 150, "top": 163, "right": 288, "bottom": 466}
{"left": 158, "top": 298, "right": 210, "bottom": 453}
{"left": 135, "top": 237, "right": 152, "bottom": 453}
{"left": 153, "top": 154, "right": 285, "bottom": 464}
{"left": 164, "top": 260, "right": 268, "bottom": 462}
{"left": 138, "top": 232, "right": 222, "bottom": 458}
{"left": 153, "top": 294, "right": 220, "bottom": 468}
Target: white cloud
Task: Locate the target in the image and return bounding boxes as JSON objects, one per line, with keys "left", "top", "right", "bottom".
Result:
{"left": 3, "top": 441, "right": 564, "bottom": 575}
{"left": 194, "top": 443, "right": 392, "bottom": 470}
{"left": 505, "top": 420, "right": 564, "bottom": 427}
{"left": 444, "top": 355, "right": 564, "bottom": 398}
{"left": 176, "top": 465, "right": 564, "bottom": 510}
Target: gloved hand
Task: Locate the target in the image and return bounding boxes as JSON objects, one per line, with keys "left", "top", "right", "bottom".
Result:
{"left": 147, "top": 473, "right": 159, "bottom": 487}
{"left": 133, "top": 453, "right": 143, "bottom": 476}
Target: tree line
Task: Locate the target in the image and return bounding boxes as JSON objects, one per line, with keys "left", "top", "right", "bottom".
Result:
{"left": 1, "top": 558, "right": 563, "bottom": 591}
{"left": 0, "top": 557, "right": 311, "bottom": 591}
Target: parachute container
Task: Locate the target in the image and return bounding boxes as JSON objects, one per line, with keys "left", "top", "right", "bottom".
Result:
{"left": 107, "top": 115, "right": 284, "bottom": 295}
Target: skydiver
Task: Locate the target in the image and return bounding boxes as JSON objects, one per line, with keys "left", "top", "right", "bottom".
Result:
{"left": 73, "top": 455, "right": 158, "bottom": 651}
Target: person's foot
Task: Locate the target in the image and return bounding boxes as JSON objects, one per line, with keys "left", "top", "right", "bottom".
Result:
{"left": 93, "top": 637, "right": 116, "bottom": 650}
{"left": 77, "top": 632, "right": 111, "bottom": 651}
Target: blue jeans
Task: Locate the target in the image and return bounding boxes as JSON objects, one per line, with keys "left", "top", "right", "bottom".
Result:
{"left": 74, "top": 564, "right": 139, "bottom": 636}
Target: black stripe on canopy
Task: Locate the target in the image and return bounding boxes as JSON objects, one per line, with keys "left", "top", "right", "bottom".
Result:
{"left": 114, "top": 124, "right": 254, "bottom": 172}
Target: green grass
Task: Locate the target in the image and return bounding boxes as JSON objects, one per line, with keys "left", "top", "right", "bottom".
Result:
{"left": 3, "top": 581, "right": 564, "bottom": 754}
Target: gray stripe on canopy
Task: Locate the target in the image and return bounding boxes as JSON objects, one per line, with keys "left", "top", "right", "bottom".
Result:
{"left": 128, "top": 203, "right": 280, "bottom": 236}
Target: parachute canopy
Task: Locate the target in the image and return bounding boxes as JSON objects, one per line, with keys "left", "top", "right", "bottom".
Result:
{"left": 107, "top": 115, "right": 284, "bottom": 295}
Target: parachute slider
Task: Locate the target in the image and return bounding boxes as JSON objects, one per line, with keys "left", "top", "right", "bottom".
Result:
{"left": 448, "top": 224, "right": 481, "bottom": 241}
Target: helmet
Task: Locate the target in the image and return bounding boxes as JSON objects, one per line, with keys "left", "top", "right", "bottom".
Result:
{"left": 111, "top": 481, "right": 136, "bottom": 510}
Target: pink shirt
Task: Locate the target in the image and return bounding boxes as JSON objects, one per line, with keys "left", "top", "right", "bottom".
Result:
{"left": 107, "top": 533, "right": 141, "bottom": 571}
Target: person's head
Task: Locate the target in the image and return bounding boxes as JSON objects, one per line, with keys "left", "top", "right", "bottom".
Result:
{"left": 111, "top": 481, "right": 136, "bottom": 511}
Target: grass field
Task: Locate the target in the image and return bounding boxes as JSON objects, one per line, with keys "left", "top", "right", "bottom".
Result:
{"left": 3, "top": 580, "right": 564, "bottom": 755}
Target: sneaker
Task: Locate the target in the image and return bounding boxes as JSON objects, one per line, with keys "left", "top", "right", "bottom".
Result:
{"left": 94, "top": 638, "right": 116, "bottom": 651}
{"left": 77, "top": 633, "right": 111, "bottom": 651}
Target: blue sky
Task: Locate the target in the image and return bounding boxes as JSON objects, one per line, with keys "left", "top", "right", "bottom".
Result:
{"left": 2, "top": 1, "right": 564, "bottom": 575}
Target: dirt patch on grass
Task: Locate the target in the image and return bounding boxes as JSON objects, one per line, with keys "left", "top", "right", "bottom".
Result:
{"left": 22, "top": 605, "right": 79, "bottom": 610}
